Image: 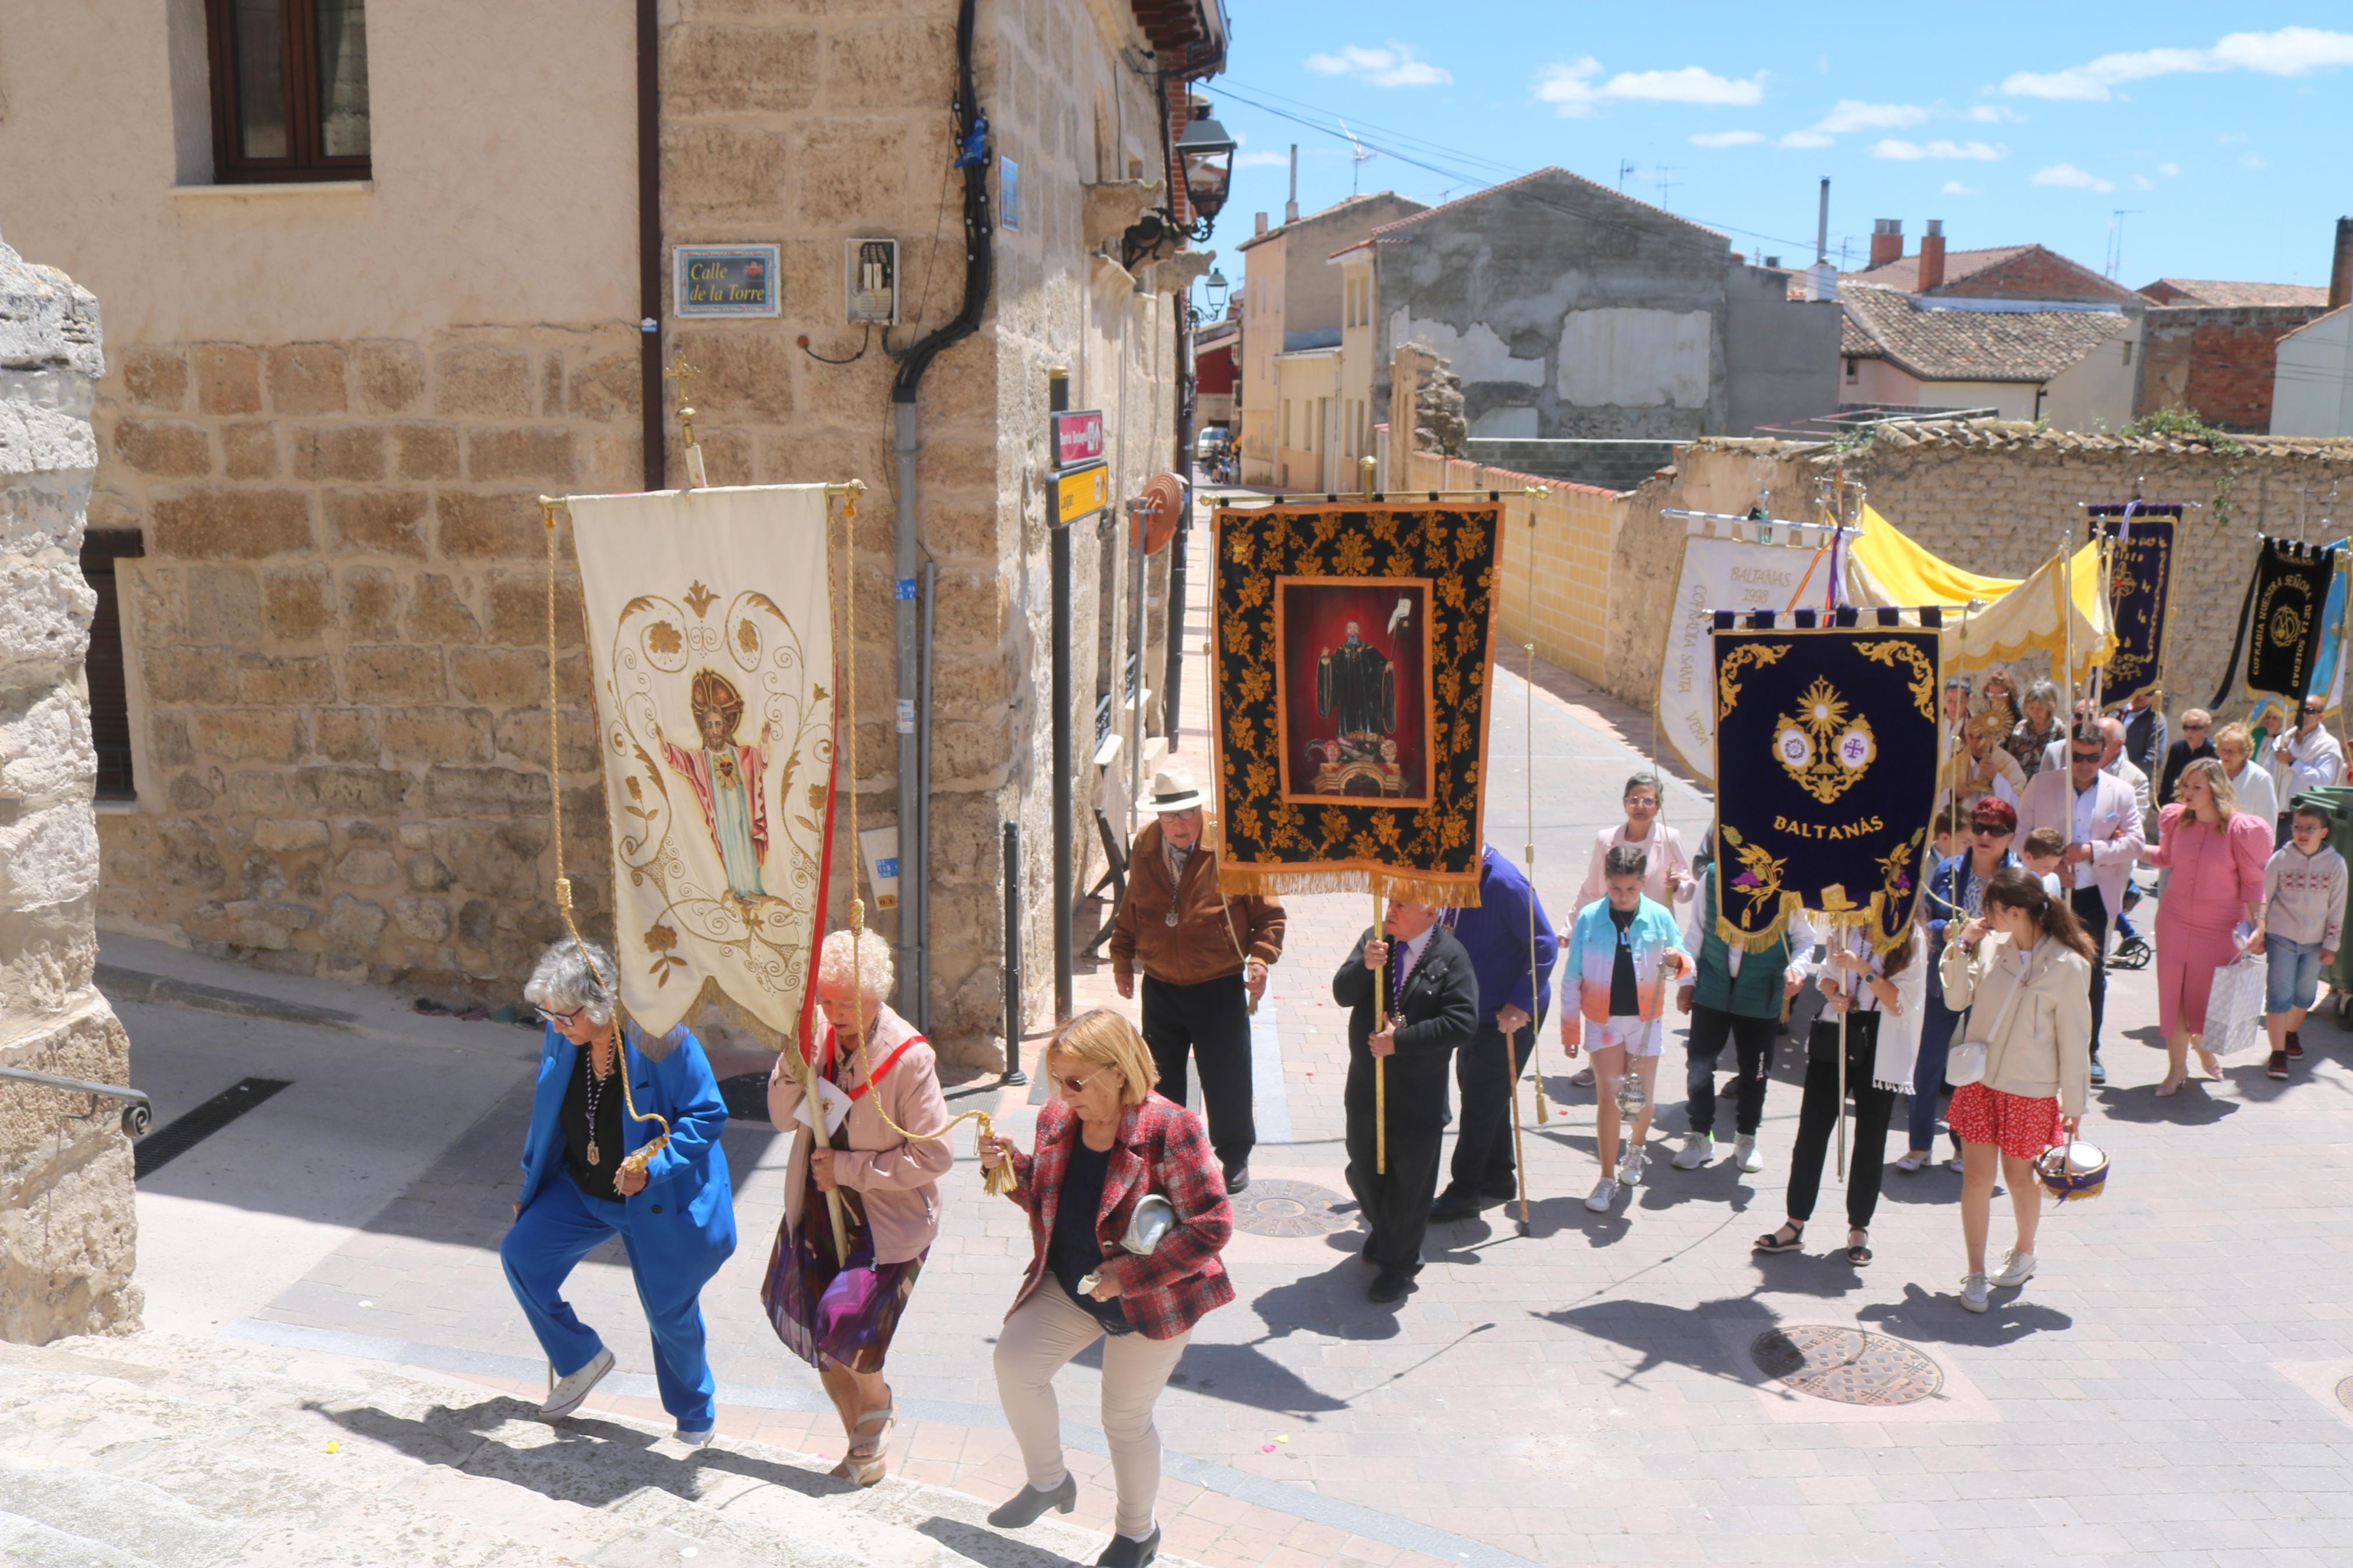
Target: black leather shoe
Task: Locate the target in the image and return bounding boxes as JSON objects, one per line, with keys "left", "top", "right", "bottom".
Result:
{"left": 1429, "top": 1189, "right": 1482, "bottom": 1222}
{"left": 1223, "top": 1161, "right": 1250, "bottom": 1193}
{"left": 987, "top": 1472, "right": 1076, "bottom": 1528}
{"left": 1368, "top": 1268, "right": 1416, "bottom": 1303}
{"left": 1095, "top": 1526, "right": 1161, "bottom": 1566}
{"left": 1477, "top": 1178, "right": 1518, "bottom": 1201}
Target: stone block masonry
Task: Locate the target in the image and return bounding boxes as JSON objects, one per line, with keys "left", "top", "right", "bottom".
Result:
{"left": 0, "top": 240, "right": 141, "bottom": 1343}
{"left": 90, "top": 321, "right": 639, "bottom": 998}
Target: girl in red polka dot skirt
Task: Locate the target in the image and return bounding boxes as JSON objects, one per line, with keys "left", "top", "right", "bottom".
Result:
{"left": 1937, "top": 867, "right": 2096, "bottom": 1315}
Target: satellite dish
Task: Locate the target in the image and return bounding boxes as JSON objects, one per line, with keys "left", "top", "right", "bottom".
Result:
{"left": 1134, "top": 471, "right": 1186, "bottom": 554}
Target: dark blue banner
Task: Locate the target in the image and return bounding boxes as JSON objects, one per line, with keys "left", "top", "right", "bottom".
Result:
{"left": 2095, "top": 509, "right": 2175, "bottom": 709}
{"left": 1711, "top": 612, "right": 1943, "bottom": 954}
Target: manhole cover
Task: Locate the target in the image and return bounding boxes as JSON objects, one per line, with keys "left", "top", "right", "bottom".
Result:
{"left": 1231, "top": 1179, "right": 1353, "bottom": 1238}
{"left": 1751, "top": 1326, "right": 1943, "bottom": 1406}
{"left": 2336, "top": 1375, "right": 2353, "bottom": 1411}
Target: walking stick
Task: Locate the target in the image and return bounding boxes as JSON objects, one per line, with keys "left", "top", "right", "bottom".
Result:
{"left": 1522, "top": 497, "right": 1550, "bottom": 1130}
{"left": 1835, "top": 985, "right": 1848, "bottom": 1181}
{"left": 1372, "top": 885, "right": 1388, "bottom": 1175}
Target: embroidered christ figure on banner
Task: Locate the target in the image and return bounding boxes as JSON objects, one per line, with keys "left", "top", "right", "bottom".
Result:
{"left": 657, "top": 668, "right": 775, "bottom": 902}
{"left": 1316, "top": 619, "right": 1398, "bottom": 759}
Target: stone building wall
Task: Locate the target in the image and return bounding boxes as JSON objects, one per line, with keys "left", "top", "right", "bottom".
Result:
{"left": 93, "top": 323, "right": 638, "bottom": 991}
{"left": 0, "top": 241, "right": 141, "bottom": 1343}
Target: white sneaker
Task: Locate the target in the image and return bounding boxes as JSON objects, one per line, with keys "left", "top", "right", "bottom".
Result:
{"left": 1585, "top": 1176, "right": 1619, "bottom": 1212}
{"left": 1571, "top": 1066, "right": 1596, "bottom": 1088}
{"left": 1735, "top": 1135, "right": 1764, "bottom": 1174}
{"left": 1617, "top": 1145, "right": 1647, "bottom": 1185}
{"left": 1958, "top": 1272, "right": 1991, "bottom": 1313}
{"left": 541, "top": 1346, "right": 616, "bottom": 1420}
{"left": 1672, "top": 1132, "right": 1713, "bottom": 1169}
{"left": 1990, "top": 1249, "right": 2038, "bottom": 1288}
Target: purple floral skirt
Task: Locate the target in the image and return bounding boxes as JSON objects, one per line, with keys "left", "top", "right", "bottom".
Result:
{"left": 760, "top": 1182, "right": 925, "bottom": 1375}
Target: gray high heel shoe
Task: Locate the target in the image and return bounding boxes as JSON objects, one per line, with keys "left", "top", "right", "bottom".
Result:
{"left": 987, "top": 1471, "right": 1077, "bottom": 1527}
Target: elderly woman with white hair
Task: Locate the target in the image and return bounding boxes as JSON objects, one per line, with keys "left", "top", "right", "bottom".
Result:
{"left": 763, "top": 929, "right": 952, "bottom": 1485}
{"left": 503, "top": 938, "right": 736, "bottom": 1445}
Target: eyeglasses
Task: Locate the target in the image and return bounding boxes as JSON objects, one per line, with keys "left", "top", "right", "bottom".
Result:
{"left": 537, "top": 1005, "right": 585, "bottom": 1027}
{"left": 1053, "top": 1067, "right": 1105, "bottom": 1096}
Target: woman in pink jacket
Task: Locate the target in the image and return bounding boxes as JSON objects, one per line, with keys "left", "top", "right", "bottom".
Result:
{"left": 2136, "top": 758, "right": 2270, "bottom": 1095}
{"left": 765, "top": 930, "right": 953, "bottom": 1484}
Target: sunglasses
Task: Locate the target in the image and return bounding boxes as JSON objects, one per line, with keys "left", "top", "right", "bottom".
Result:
{"left": 1971, "top": 824, "right": 2013, "bottom": 837}
{"left": 1053, "top": 1067, "right": 1105, "bottom": 1096}
{"left": 2183, "top": 721, "right": 2210, "bottom": 730}
{"left": 2071, "top": 751, "right": 2103, "bottom": 764}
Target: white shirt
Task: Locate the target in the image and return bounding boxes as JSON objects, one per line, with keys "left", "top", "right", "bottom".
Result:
{"left": 2071, "top": 777, "right": 2103, "bottom": 844}
{"left": 2224, "top": 758, "right": 2279, "bottom": 824}
{"left": 2271, "top": 724, "right": 2345, "bottom": 803}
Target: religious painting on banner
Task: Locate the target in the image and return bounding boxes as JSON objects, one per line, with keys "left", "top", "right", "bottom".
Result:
{"left": 2214, "top": 537, "right": 2339, "bottom": 706}
{"left": 1711, "top": 610, "right": 1943, "bottom": 954}
{"left": 1212, "top": 499, "right": 1501, "bottom": 904}
{"left": 2092, "top": 508, "right": 2176, "bottom": 709}
{"left": 567, "top": 485, "right": 837, "bottom": 1050}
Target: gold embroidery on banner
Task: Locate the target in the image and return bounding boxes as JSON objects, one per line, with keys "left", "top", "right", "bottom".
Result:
{"left": 1854, "top": 638, "right": 1936, "bottom": 722}
{"left": 1716, "top": 642, "right": 1789, "bottom": 720}
{"left": 1773, "top": 676, "right": 1876, "bottom": 805}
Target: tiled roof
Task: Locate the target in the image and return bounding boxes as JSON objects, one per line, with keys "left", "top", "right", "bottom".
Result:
{"left": 2139, "top": 278, "right": 2332, "bottom": 310}
{"left": 1687, "top": 421, "right": 2353, "bottom": 460}
{"left": 1840, "top": 315, "right": 1884, "bottom": 358}
{"left": 1367, "top": 166, "right": 1726, "bottom": 243}
{"left": 1838, "top": 283, "right": 2125, "bottom": 383}
{"left": 1841, "top": 245, "right": 2030, "bottom": 290}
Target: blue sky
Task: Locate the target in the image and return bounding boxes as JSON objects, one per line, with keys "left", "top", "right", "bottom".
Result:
{"left": 1201, "top": 8, "right": 2352, "bottom": 289}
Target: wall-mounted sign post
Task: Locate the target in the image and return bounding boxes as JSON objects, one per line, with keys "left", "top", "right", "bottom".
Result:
{"left": 674, "top": 244, "right": 780, "bottom": 318}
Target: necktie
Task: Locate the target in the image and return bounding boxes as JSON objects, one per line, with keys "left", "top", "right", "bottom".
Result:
{"left": 1392, "top": 937, "right": 1410, "bottom": 997}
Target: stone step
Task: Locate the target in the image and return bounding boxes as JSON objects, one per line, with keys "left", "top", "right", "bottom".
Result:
{"left": 0, "top": 1332, "right": 1198, "bottom": 1568}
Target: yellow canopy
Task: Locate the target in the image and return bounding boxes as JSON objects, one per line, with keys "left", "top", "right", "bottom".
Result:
{"left": 1846, "top": 504, "right": 2114, "bottom": 682}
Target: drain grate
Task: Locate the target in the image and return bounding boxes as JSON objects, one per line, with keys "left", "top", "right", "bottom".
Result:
{"left": 133, "top": 1078, "right": 292, "bottom": 1179}
{"left": 1230, "top": 1179, "right": 1354, "bottom": 1238}
{"left": 1752, "top": 1325, "right": 1943, "bottom": 1406}
{"left": 2336, "top": 1375, "right": 2353, "bottom": 1412}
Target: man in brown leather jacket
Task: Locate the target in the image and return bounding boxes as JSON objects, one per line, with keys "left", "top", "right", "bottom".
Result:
{"left": 1109, "top": 766, "right": 1285, "bottom": 1192}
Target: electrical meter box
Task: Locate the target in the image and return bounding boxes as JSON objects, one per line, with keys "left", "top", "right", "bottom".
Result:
{"left": 846, "top": 238, "right": 899, "bottom": 325}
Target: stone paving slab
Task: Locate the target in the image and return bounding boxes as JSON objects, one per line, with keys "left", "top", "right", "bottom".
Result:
{"left": 134, "top": 500, "right": 2353, "bottom": 1567}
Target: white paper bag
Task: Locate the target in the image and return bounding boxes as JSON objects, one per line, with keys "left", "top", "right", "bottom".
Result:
{"left": 793, "top": 1076, "right": 854, "bottom": 1137}
{"left": 2203, "top": 951, "right": 2268, "bottom": 1057}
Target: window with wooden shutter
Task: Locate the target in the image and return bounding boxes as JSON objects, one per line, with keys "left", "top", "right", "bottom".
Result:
{"left": 204, "top": 0, "right": 372, "bottom": 183}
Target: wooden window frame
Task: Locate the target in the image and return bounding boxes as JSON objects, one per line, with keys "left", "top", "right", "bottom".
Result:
{"left": 204, "top": 0, "right": 371, "bottom": 184}
{"left": 81, "top": 531, "right": 146, "bottom": 803}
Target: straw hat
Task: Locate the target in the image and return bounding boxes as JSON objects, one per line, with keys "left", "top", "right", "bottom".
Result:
{"left": 1141, "top": 765, "right": 1210, "bottom": 815}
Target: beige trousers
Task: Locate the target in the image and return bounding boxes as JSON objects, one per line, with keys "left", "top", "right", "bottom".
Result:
{"left": 993, "top": 1275, "right": 1191, "bottom": 1536}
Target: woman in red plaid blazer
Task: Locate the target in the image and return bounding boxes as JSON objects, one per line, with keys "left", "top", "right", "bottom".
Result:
{"left": 978, "top": 1008, "right": 1234, "bottom": 1568}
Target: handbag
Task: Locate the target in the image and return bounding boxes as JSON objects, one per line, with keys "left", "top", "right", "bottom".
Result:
{"left": 2203, "top": 950, "right": 2269, "bottom": 1057}
{"left": 1947, "top": 943, "right": 2028, "bottom": 1087}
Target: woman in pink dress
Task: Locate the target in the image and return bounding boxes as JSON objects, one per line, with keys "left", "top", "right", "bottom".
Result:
{"left": 2136, "top": 758, "right": 2269, "bottom": 1095}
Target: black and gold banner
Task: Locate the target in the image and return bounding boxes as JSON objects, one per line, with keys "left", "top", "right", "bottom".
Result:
{"left": 2093, "top": 507, "right": 2176, "bottom": 709}
{"left": 1210, "top": 499, "right": 1502, "bottom": 905}
{"left": 1711, "top": 611, "right": 1942, "bottom": 953}
{"left": 2216, "top": 537, "right": 2338, "bottom": 705}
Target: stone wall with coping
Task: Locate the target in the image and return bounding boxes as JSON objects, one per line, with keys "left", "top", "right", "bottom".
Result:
{"left": 0, "top": 241, "right": 141, "bottom": 1343}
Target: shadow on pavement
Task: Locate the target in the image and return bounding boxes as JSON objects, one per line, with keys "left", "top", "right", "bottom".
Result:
{"left": 310, "top": 1394, "right": 851, "bottom": 1509}
{"left": 916, "top": 1519, "right": 1083, "bottom": 1568}
{"left": 1075, "top": 1338, "right": 1347, "bottom": 1417}
{"left": 1247, "top": 1265, "right": 1406, "bottom": 1344}
{"left": 1746, "top": 1246, "right": 1878, "bottom": 1298}
{"left": 2093, "top": 1083, "right": 2239, "bottom": 1125}
{"left": 1536, "top": 1293, "right": 1777, "bottom": 1387}
{"left": 1857, "top": 1281, "right": 2073, "bottom": 1345}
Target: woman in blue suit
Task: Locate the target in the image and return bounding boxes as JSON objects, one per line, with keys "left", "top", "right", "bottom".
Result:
{"left": 504, "top": 938, "right": 737, "bottom": 1443}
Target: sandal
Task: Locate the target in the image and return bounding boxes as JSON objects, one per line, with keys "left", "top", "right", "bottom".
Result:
{"left": 1845, "top": 1230, "right": 1873, "bottom": 1266}
{"left": 842, "top": 1394, "right": 895, "bottom": 1487}
{"left": 1753, "top": 1221, "right": 1805, "bottom": 1254}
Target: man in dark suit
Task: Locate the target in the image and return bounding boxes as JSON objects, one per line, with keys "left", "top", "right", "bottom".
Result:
{"left": 1334, "top": 897, "right": 1479, "bottom": 1303}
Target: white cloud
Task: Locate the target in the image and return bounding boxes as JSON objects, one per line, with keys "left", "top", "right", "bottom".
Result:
{"left": 1777, "top": 128, "right": 1835, "bottom": 148}
{"left": 2001, "top": 27, "right": 2353, "bottom": 101}
{"left": 2132, "top": 173, "right": 2155, "bottom": 190}
{"left": 1602, "top": 65, "right": 1768, "bottom": 105}
{"left": 1873, "top": 138, "right": 2007, "bottom": 161}
{"left": 1534, "top": 57, "right": 1604, "bottom": 117}
{"left": 2240, "top": 152, "right": 2270, "bottom": 169}
{"left": 1304, "top": 42, "right": 1451, "bottom": 88}
{"left": 1812, "top": 98, "right": 1924, "bottom": 132}
{"left": 1942, "top": 180, "right": 1978, "bottom": 195}
{"left": 1964, "top": 104, "right": 2027, "bottom": 123}
{"left": 1688, "top": 129, "right": 1764, "bottom": 147}
{"left": 1534, "top": 57, "right": 1766, "bottom": 116}
{"left": 2158, "top": 161, "right": 2182, "bottom": 176}
{"left": 2032, "top": 162, "right": 2116, "bottom": 191}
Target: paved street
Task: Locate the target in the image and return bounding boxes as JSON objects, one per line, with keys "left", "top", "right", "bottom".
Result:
{"left": 104, "top": 499, "right": 2353, "bottom": 1567}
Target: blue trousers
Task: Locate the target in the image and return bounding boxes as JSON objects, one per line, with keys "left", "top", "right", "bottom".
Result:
{"left": 1908, "top": 995, "right": 1966, "bottom": 1158}
{"left": 500, "top": 1171, "right": 726, "bottom": 1430}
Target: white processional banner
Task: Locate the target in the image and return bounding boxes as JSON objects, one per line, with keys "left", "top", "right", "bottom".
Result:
{"left": 1655, "top": 518, "right": 1873, "bottom": 788}
{"left": 569, "top": 485, "right": 836, "bottom": 1046}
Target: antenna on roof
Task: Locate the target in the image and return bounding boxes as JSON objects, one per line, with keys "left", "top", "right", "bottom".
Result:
{"left": 2104, "top": 209, "right": 2143, "bottom": 280}
{"left": 1337, "top": 118, "right": 1374, "bottom": 197}
{"left": 1653, "top": 166, "right": 1680, "bottom": 211}
{"left": 1618, "top": 159, "right": 1636, "bottom": 193}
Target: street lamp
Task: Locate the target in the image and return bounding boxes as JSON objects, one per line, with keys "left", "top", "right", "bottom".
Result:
{"left": 1203, "top": 268, "right": 1229, "bottom": 317}
{"left": 1174, "top": 106, "right": 1237, "bottom": 238}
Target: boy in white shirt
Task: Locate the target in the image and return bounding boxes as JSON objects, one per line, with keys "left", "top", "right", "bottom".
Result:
{"left": 2249, "top": 802, "right": 2347, "bottom": 1080}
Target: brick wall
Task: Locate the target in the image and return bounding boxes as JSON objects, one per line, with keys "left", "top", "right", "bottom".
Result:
{"left": 2138, "top": 305, "right": 2326, "bottom": 431}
